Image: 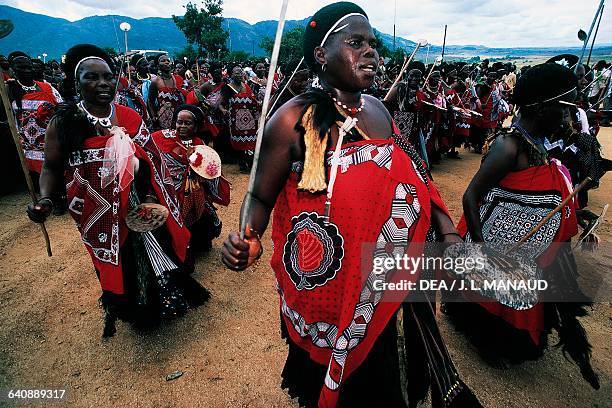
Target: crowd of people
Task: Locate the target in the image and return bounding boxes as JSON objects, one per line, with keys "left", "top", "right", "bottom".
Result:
{"left": 1, "top": 1, "right": 611, "bottom": 406}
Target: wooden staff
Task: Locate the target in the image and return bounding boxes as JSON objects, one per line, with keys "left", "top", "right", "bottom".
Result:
{"left": 0, "top": 77, "right": 52, "bottom": 256}
{"left": 383, "top": 41, "right": 425, "bottom": 101}
{"left": 240, "top": 0, "right": 290, "bottom": 239}
{"left": 506, "top": 177, "right": 591, "bottom": 254}
{"left": 423, "top": 56, "right": 442, "bottom": 86}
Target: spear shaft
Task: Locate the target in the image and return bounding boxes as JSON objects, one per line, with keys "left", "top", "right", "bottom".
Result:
{"left": 240, "top": 0, "right": 290, "bottom": 239}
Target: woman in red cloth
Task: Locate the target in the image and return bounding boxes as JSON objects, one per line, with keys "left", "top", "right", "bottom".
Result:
{"left": 27, "top": 45, "right": 208, "bottom": 338}
{"left": 115, "top": 63, "right": 150, "bottom": 127}
{"left": 151, "top": 104, "right": 229, "bottom": 255}
{"left": 469, "top": 73, "right": 501, "bottom": 153}
{"left": 218, "top": 64, "right": 261, "bottom": 173}
{"left": 222, "top": 3, "right": 480, "bottom": 407}
{"left": 451, "top": 63, "right": 599, "bottom": 389}
{"left": 417, "top": 69, "right": 448, "bottom": 166}
{"left": 185, "top": 65, "right": 225, "bottom": 143}
{"left": 148, "top": 54, "right": 186, "bottom": 131}
{"left": 5, "top": 51, "right": 63, "bottom": 174}
{"left": 383, "top": 62, "right": 429, "bottom": 163}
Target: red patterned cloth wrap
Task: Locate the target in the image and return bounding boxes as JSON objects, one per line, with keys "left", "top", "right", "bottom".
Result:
{"left": 185, "top": 90, "right": 220, "bottom": 138}
{"left": 416, "top": 89, "right": 447, "bottom": 155}
{"left": 228, "top": 83, "right": 260, "bottom": 151}
{"left": 446, "top": 90, "right": 471, "bottom": 141}
{"left": 173, "top": 74, "right": 185, "bottom": 91}
{"left": 12, "top": 81, "right": 62, "bottom": 173}
{"left": 150, "top": 129, "right": 230, "bottom": 227}
{"left": 151, "top": 129, "right": 205, "bottom": 227}
{"left": 116, "top": 77, "right": 149, "bottom": 123}
{"left": 65, "top": 105, "right": 189, "bottom": 295}
{"left": 271, "top": 138, "right": 448, "bottom": 407}
{"left": 454, "top": 108, "right": 472, "bottom": 139}
{"left": 457, "top": 161, "right": 578, "bottom": 344}
{"left": 478, "top": 88, "right": 501, "bottom": 129}
{"left": 156, "top": 86, "right": 186, "bottom": 130}
{"left": 205, "top": 83, "right": 226, "bottom": 126}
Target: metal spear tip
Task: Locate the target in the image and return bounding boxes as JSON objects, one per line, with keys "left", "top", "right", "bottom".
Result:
{"left": 0, "top": 19, "right": 14, "bottom": 39}
{"left": 578, "top": 29, "right": 587, "bottom": 41}
{"left": 119, "top": 22, "right": 131, "bottom": 32}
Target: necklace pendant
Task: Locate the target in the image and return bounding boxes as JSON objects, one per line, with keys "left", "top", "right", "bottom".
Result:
{"left": 99, "top": 118, "right": 112, "bottom": 128}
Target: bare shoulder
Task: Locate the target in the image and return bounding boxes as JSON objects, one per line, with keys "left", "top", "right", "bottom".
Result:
{"left": 265, "top": 97, "right": 306, "bottom": 141}
{"left": 490, "top": 130, "right": 520, "bottom": 155}
{"left": 364, "top": 94, "right": 392, "bottom": 120}
{"left": 481, "top": 130, "right": 521, "bottom": 170}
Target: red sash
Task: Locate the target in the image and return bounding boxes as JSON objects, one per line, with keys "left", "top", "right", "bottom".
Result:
{"left": 271, "top": 138, "right": 447, "bottom": 407}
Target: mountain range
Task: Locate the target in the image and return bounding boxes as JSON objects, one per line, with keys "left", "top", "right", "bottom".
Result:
{"left": 1, "top": 5, "right": 610, "bottom": 62}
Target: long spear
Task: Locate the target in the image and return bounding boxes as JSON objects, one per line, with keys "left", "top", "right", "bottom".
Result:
{"left": 423, "top": 56, "right": 443, "bottom": 86}
{"left": 586, "top": 3, "right": 605, "bottom": 67}
{"left": 577, "top": 0, "right": 605, "bottom": 70}
{"left": 240, "top": 0, "right": 289, "bottom": 239}
{"left": 441, "top": 25, "right": 447, "bottom": 61}
{"left": 0, "top": 76, "right": 53, "bottom": 256}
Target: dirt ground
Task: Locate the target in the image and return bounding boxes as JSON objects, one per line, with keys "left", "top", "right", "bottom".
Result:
{"left": 1, "top": 128, "right": 611, "bottom": 408}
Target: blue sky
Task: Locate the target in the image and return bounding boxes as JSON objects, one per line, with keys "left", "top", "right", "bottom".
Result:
{"left": 4, "top": 0, "right": 611, "bottom": 48}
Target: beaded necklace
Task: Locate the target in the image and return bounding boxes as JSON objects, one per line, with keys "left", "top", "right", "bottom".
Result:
{"left": 17, "top": 79, "right": 37, "bottom": 92}
{"left": 78, "top": 101, "right": 114, "bottom": 129}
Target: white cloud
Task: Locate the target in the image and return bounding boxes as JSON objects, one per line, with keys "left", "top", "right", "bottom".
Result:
{"left": 3, "top": 0, "right": 611, "bottom": 47}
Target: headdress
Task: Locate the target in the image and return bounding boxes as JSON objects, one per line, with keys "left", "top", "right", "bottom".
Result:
{"left": 514, "top": 62, "right": 578, "bottom": 107}
{"left": 303, "top": 2, "right": 368, "bottom": 70}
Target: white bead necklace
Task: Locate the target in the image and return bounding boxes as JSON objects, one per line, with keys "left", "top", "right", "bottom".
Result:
{"left": 331, "top": 95, "right": 365, "bottom": 116}
{"left": 17, "top": 79, "right": 37, "bottom": 92}
{"left": 78, "top": 101, "right": 114, "bottom": 129}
